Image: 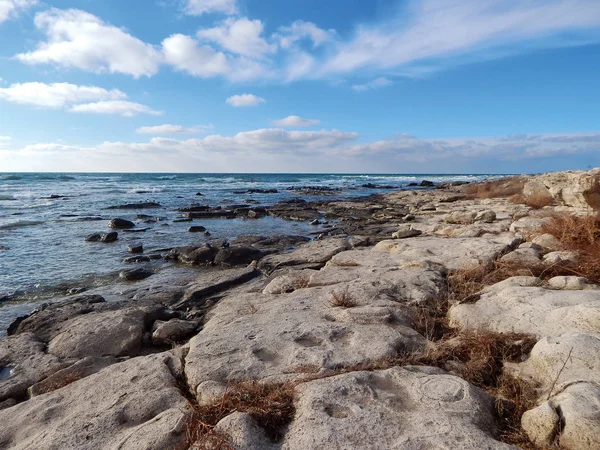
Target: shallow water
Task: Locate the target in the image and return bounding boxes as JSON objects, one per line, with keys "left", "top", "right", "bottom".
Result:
{"left": 0, "top": 172, "right": 495, "bottom": 332}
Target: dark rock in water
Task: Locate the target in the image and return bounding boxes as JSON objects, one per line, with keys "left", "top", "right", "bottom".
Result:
{"left": 85, "top": 231, "right": 118, "bottom": 243}
{"left": 173, "top": 218, "right": 192, "bottom": 223}
{"left": 233, "top": 188, "right": 278, "bottom": 194}
{"left": 184, "top": 210, "right": 236, "bottom": 219}
{"left": 166, "top": 245, "right": 218, "bottom": 265}
{"left": 420, "top": 180, "right": 435, "bottom": 187}
{"left": 0, "top": 293, "right": 15, "bottom": 303}
{"left": 108, "top": 218, "right": 135, "bottom": 229}
{"left": 408, "top": 182, "right": 418, "bottom": 187}
{"left": 122, "top": 228, "right": 149, "bottom": 233}
{"left": 119, "top": 268, "right": 153, "bottom": 281}
{"left": 77, "top": 216, "right": 104, "bottom": 222}
{"left": 178, "top": 204, "right": 210, "bottom": 212}
{"left": 0, "top": 245, "right": 9, "bottom": 251}
{"left": 49, "top": 195, "right": 68, "bottom": 199}
{"left": 123, "top": 255, "right": 150, "bottom": 263}
{"left": 214, "top": 246, "right": 264, "bottom": 266}
{"left": 195, "top": 192, "right": 203, "bottom": 196}
{"left": 128, "top": 243, "right": 143, "bottom": 254}
{"left": 361, "top": 183, "right": 397, "bottom": 189}
{"left": 188, "top": 226, "right": 206, "bottom": 233}
{"left": 204, "top": 231, "right": 211, "bottom": 237}
{"left": 221, "top": 240, "right": 230, "bottom": 249}
{"left": 106, "top": 202, "right": 161, "bottom": 209}
{"left": 310, "top": 219, "right": 321, "bottom": 226}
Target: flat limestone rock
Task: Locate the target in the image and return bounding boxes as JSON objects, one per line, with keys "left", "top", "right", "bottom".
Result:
{"left": 185, "top": 287, "right": 427, "bottom": 398}
{"left": 258, "top": 238, "right": 351, "bottom": 273}
{"left": 0, "top": 353, "right": 189, "bottom": 450}
{"left": 373, "top": 235, "right": 521, "bottom": 271}
{"left": 448, "top": 285, "right": 600, "bottom": 337}
{"left": 280, "top": 366, "right": 515, "bottom": 450}
{"left": 48, "top": 308, "right": 147, "bottom": 358}
{"left": 0, "top": 333, "right": 69, "bottom": 402}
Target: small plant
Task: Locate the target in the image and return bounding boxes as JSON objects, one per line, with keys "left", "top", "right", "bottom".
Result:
{"left": 329, "top": 287, "right": 358, "bottom": 308}
{"left": 186, "top": 381, "right": 296, "bottom": 449}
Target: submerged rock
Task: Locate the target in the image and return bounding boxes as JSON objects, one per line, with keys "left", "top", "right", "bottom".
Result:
{"left": 85, "top": 231, "right": 118, "bottom": 243}
{"left": 108, "top": 218, "right": 135, "bottom": 229}
{"left": 119, "top": 268, "right": 153, "bottom": 281}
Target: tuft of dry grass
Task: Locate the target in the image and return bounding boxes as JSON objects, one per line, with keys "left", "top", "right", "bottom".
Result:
{"left": 510, "top": 192, "right": 555, "bottom": 209}
{"left": 329, "top": 287, "right": 358, "bottom": 308}
{"left": 464, "top": 177, "right": 524, "bottom": 199}
{"left": 538, "top": 212, "right": 600, "bottom": 283}
{"left": 187, "top": 381, "right": 296, "bottom": 449}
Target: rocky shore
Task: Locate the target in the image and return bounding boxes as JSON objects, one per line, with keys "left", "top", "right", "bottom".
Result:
{"left": 1, "top": 169, "right": 600, "bottom": 449}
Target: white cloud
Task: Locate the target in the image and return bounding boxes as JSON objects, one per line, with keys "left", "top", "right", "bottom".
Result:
{"left": 0, "top": 136, "right": 11, "bottom": 147}
{"left": 271, "top": 115, "right": 321, "bottom": 127}
{"left": 162, "top": 33, "right": 228, "bottom": 78}
{"left": 0, "top": 82, "right": 126, "bottom": 108}
{"left": 274, "top": 20, "right": 334, "bottom": 49}
{"left": 69, "top": 100, "right": 162, "bottom": 117}
{"left": 0, "top": 0, "right": 37, "bottom": 24}
{"left": 352, "top": 77, "right": 393, "bottom": 92}
{"left": 321, "top": 0, "right": 600, "bottom": 76}
{"left": 226, "top": 93, "right": 265, "bottom": 107}
{"left": 136, "top": 124, "right": 212, "bottom": 134}
{"left": 197, "top": 18, "right": 275, "bottom": 58}
{"left": 181, "top": 0, "right": 237, "bottom": 16}
{"left": 16, "top": 8, "right": 161, "bottom": 78}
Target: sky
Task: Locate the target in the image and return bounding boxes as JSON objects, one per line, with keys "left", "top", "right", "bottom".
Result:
{"left": 0, "top": 0, "right": 599, "bottom": 173}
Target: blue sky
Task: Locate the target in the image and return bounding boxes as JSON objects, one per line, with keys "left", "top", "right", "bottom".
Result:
{"left": 0, "top": 0, "right": 599, "bottom": 173}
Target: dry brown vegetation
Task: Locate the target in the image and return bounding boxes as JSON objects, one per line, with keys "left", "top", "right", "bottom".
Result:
{"left": 329, "top": 287, "right": 358, "bottom": 308}
{"left": 464, "top": 177, "right": 524, "bottom": 199}
{"left": 510, "top": 192, "right": 555, "bottom": 209}
{"left": 187, "top": 381, "right": 296, "bottom": 450}
{"left": 538, "top": 212, "right": 600, "bottom": 283}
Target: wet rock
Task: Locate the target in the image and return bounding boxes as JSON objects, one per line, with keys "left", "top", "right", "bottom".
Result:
{"left": 119, "top": 268, "right": 153, "bottom": 281}
{"left": 420, "top": 180, "right": 435, "bottom": 187}
{"left": 108, "top": 218, "right": 135, "bottom": 229}
{"left": 106, "top": 202, "right": 161, "bottom": 209}
{"left": 166, "top": 245, "right": 219, "bottom": 265}
{"left": 188, "top": 225, "right": 206, "bottom": 233}
{"left": 0, "top": 353, "right": 190, "bottom": 450}
{"left": 214, "top": 246, "right": 265, "bottom": 266}
{"left": 152, "top": 319, "right": 197, "bottom": 345}
{"left": 128, "top": 243, "right": 143, "bottom": 254}
{"left": 85, "top": 231, "right": 118, "bottom": 243}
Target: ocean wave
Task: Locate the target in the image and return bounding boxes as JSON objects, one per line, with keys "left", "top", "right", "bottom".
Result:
{"left": 1, "top": 175, "right": 22, "bottom": 181}
{"left": 0, "top": 195, "right": 17, "bottom": 201}
{"left": 0, "top": 220, "right": 44, "bottom": 230}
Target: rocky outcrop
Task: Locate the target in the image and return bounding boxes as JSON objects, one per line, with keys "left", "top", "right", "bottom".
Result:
{"left": 522, "top": 168, "right": 600, "bottom": 209}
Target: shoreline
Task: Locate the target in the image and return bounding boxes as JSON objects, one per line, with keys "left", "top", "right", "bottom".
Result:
{"left": 1, "top": 168, "right": 600, "bottom": 449}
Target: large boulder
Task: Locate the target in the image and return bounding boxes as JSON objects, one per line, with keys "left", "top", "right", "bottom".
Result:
{"left": 522, "top": 168, "right": 600, "bottom": 209}
{"left": 108, "top": 218, "right": 135, "bottom": 229}
{"left": 0, "top": 353, "right": 189, "bottom": 450}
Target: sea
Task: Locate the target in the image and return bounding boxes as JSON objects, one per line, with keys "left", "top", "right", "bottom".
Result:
{"left": 0, "top": 172, "right": 496, "bottom": 333}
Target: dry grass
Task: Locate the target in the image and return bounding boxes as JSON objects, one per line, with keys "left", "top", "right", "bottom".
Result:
{"left": 510, "top": 192, "right": 555, "bottom": 209}
{"left": 329, "top": 287, "right": 358, "bottom": 308}
{"left": 187, "top": 381, "right": 296, "bottom": 449}
{"left": 464, "top": 177, "right": 524, "bottom": 199}
{"left": 538, "top": 212, "right": 600, "bottom": 283}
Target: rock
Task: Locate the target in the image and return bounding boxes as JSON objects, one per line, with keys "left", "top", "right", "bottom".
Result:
{"left": 258, "top": 238, "right": 351, "bottom": 273}
{"left": 177, "top": 267, "right": 259, "bottom": 308}
{"left": 108, "top": 218, "right": 135, "bottom": 229}
{"left": 85, "top": 231, "right": 118, "bottom": 243}
{"left": 510, "top": 216, "right": 550, "bottom": 234}
{"left": 185, "top": 286, "right": 427, "bottom": 397}
{"left": 449, "top": 284, "right": 600, "bottom": 337}
{"left": 420, "top": 180, "right": 435, "bottom": 187}
{"left": 119, "top": 268, "right": 153, "bottom": 281}
{"left": 532, "top": 233, "right": 564, "bottom": 252}
{"left": 391, "top": 225, "right": 422, "bottom": 239}
{"left": 309, "top": 219, "right": 320, "bottom": 226}
{"left": 29, "top": 356, "right": 118, "bottom": 397}
{"left": 106, "top": 202, "right": 161, "bottom": 209}
{"left": 281, "top": 366, "right": 513, "bottom": 449}
{"left": 172, "top": 218, "right": 192, "bottom": 223}
{"left": 420, "top": 203, "right": 436, "bottom": 211}
{"left": 522, "top": 168, "right": 600, "bottom": 209}
{"left": 522, "top": 402, "right": 560, "bottom": 448}
{"left": 0, "top": 398, "right": 17, "bottom": 410}
{"left": 499, "top": 248, "right": 542, "bottom": 267}
{"left": 548, "top": 276, "right": 594, "bottom": 290}
{"left": 215, "top": 412, "right": 276, "bottom": 450}
{"left": 7, "top": 294, "right": 108, "bottom": 340}
{"left": 47, "top": 308, "right": 147, "bottom": 358}
{"left": 152, "top": 319, "right": 197, "bottom": 345}
{"left": 215, "top": 246, "right": 265, "bottom": 266}
{"left": 166, "top": 245, "right": 218, "bottom": 265}
{"left": 188, "top": 225, "right": 206, "bottom": 233}
{"left": 127, "top": 243, "right": 143, "bottom": 254}
{"left": 443, "top": 211, "right": 477, "bottom": 225}
{"left": 475, "top": 210, "right": 496, "bottom": 223}
{"left": 518, "top": 242, "right": 543, "bottom": 251}
{"left": 262, "top": 270, "right": 316, "bottom": 294}
{"left": 0, "top": 333, "right": 69, "bottom": 402}
{"left": 0, "top": 353, "right": 190, "bottom": 450}
{"left": 543, "top": 251, "right": 579, "bottom": 265}
{"left": 123, "top": 255, "right": 150, "bottom": 263}
{"left": 122, "top": 227, "right": 150, "bottom": 233}
{"left": 196, "top": 380, "right": 228, "bottom": 406}
{"left": 403, "top": 214, "right": 415, "bottom": 221}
